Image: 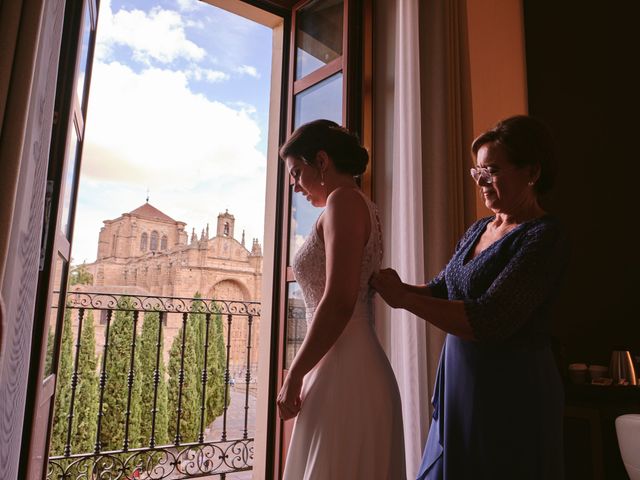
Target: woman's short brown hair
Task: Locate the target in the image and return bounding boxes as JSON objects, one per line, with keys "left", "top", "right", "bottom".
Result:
{"left": 471, "top": 115, "right": 556, "bottom": 194}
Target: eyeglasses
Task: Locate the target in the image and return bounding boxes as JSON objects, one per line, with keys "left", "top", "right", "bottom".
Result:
{"left": 470, "top": 167, "right": 494, "bottom": 184}
{"left": 469, "top": 166, "right": 514, "bottom": 184}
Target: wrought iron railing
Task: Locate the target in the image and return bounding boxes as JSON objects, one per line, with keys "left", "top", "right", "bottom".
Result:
{"left": 47, "top": 291, "right": 260, "bottom": 479}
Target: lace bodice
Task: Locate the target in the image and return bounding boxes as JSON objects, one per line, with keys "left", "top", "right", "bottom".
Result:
{"left": 292, "top": 191, "right": 383, "bottom": 322}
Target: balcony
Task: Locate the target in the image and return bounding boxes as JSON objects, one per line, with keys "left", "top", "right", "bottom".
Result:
{"left": 47, "top": 291, "right": 260, "bottom": 480}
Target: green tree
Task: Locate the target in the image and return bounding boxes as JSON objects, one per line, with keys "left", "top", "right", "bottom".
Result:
{"left": 71, "top": 310, "right": 98, "bottom": 454}
{"left": 44, "top": 328, "right": 55, "bottom": 378}
{"left": 69, "top": 262, "right": 93, "bottom": 286}
{"left": 137, "top": 311, "right": 169, "bottom": 447}
{"left": 167, "top": 314, "right": 200, "bottom": 444}
{"left": 208, "top": 309, "right": 228, "bottom": 422}
{"left": 191, "top": 295, "right": 227, "bottom": 430}
{"left": 49, "top": 308, "right": 73, "bottom": 456}
{"left": 99, "top": 298, "right": 141, "bottom": 451}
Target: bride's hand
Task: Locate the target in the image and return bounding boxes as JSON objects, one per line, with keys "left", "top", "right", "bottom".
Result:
{"left": 277, "top": 373, "right": 303, "bottom": 420}
{"left": 370, "top": 268, "right": 406, "bottom": 308}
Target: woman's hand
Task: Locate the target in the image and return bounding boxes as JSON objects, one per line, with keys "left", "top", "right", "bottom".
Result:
{"left": 277, "top": 373, "right": 303, "bottom": 420}
{"left": 370, "top": 268, "right": 407, "bottom": 308}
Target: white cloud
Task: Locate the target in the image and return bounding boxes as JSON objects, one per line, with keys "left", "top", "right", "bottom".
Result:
{"left": 184, "top": 66, "right": 230, "bottom": 83}
{"left": 234, "top": 65, "right": 260, "bottom": 78}
{"left": 71, "top": 1, "right": 271, "bottom": 265}
{"left": 185, "top": 65, "right": 231, "bottom": 83}
{"left": 226, "top": 101, "right": 257, "bottom": 115}
{"left": 83, "top": 61, "right": 264, "bottom": 187}
{"left": 96, "top": 0, "right": 205, "bottom": 64}
{"left": 175, "top": 0, "right": 200, "bottom": 12}
{"left": 204, "top": 69, "right": 230, "bottom": 82}
{"left": 186, "top": 19, "right": 205, "bottom": 29}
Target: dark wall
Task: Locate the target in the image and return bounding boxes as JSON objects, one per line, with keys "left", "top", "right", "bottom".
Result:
{"left": 523, "top": 1, "right": 640, "bottom": 369}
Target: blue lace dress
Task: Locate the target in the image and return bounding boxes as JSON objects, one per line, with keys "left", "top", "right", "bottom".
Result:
{"left": 417, "top": 215, "right": 568, "bottom": 480}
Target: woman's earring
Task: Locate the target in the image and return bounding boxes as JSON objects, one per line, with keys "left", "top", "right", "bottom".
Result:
{"left": 320, "top": 172, "right": 325, "bottom": 186}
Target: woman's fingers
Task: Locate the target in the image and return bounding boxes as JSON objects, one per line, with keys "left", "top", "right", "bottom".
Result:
{"left": 277, "top": 383, "right": 302, "bottom": 420}
{"left": 277, "top": 398, "right": 301, "bottom": 420}
{"left": 370, "top": 269, "right": 405, "bottom": 308}
{"left": 370, "top": 269, "right": 396, "bottom": 290}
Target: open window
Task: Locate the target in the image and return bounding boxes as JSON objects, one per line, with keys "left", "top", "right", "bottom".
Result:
{"left": 272, "top": 0, "right": 371, "bottom": 476}
{"left": 23, "top": 0, "right": 370, "bottom": 477}
{"left": 24, "top": 0, "right": 100, "bottom": 477}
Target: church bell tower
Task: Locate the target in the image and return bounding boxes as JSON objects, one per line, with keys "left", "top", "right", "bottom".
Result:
{"left": 216, "top": 210, "right": 235, "bottom": 238}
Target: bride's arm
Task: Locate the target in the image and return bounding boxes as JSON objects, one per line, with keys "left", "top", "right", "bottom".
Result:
{"left": 277, "top": 188, "right": 369, "bottom": 419}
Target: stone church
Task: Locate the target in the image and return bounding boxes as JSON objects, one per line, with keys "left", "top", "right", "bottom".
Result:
{"left": 80, "top": 202, "right": 263, "bottom": 379}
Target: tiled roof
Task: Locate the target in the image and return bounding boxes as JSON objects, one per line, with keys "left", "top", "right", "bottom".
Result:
{"left": 128, "top": 203, "right": 176, "bottom": 223}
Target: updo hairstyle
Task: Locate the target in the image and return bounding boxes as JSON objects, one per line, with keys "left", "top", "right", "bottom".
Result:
{"left": 279, "top": 119, "right": 369, "bottom": 176}
{"left": 471, "top": 115, "right": 557, "bottom": 194}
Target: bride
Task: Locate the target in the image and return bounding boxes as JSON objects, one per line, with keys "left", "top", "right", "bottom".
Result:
{"left": 277, "top": 119, "right": 406, "bottom": 480}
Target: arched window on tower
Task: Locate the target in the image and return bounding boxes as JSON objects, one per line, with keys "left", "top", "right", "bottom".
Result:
{"left": 150, "top": 231, "right": 159, "bottom": 251}
{"left": 140, "top": 232, "right": 148, "bottom": 252}
{"left": 224, "top": 222, "right": 230, "bottom": 236}
{"left": 161, "top": 235, "right": 168, "bottom": 250}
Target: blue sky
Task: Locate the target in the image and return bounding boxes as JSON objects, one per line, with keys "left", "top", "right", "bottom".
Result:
{"left": 72, "top": 0, "right": 274, "bottom": 264}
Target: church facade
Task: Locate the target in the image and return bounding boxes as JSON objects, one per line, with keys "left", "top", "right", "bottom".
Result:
{"left": 81, "top": 202, "right": 263, "bottom": 379}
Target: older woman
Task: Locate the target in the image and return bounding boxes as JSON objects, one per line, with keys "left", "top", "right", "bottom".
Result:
{"left": 371, "top": 115, "right": 568, "bottom": 479}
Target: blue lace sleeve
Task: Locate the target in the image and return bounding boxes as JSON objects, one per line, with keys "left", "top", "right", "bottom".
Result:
{"left": 427, "top": 219, "right": 490, "bottom": 299}
{"left": 463, "top": 220, "right": 569, "bottom": 342}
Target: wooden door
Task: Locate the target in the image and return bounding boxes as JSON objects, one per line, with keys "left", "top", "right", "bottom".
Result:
{"left": 21, "top": 0, "right": 100, "bottom": 477}
{"left": 274, "top": 0, "right": 370, "bottom": 476}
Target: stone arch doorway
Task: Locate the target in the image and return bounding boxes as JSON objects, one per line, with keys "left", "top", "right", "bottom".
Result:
{"left": 209, "top": 279, "right": 250, "bottom": 302}
{"left": 208, "top": 278, "right": 258, "bottom": 388}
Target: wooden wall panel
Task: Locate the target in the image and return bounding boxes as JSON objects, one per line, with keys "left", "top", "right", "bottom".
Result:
{"left": 465, "top": 0, "right": 528, "bottom": 220}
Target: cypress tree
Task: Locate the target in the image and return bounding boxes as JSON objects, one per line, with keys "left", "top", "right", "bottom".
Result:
{"left": 137, "top": 311, "right": 169, "bottom": 447}
{"left": 167, "top": 313, "right": 200, "bottom": 444}
{"left": 71, "top": 310, "right": 99, "bottom": 454}
{"left": 99, "top": 298, "right": 141, "bottom": 450}
{"left": 208, "top": 310, "right": 228, "bottom": 422}
{"left": 49, "top": 307, "right": 73, "bottom": 456}
{"left": 44, "top": 328, "right": 55, "bottom": 378}
{"left": 69, "top": 261, "right": 93, "bottom": 286}
{"left": 192, "top": 295, "right": 227, "bottom": 429}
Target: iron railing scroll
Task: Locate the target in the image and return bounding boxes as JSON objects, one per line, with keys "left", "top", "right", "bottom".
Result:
{"left": 47, "top": 291, "right": 259, "bottom": 480}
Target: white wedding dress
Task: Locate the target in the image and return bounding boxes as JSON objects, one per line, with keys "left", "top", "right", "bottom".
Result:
{"left": 283, "top": 190, "right": 406, "bottom": 480}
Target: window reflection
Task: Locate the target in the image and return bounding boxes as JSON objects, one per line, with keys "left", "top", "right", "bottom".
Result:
{"left": 60, "top": 124, "right": 80, "bottom": 237}
{"left": 76, "top": 5, "right": 92, "bottom": 112}
{"left": 285, "top": 282, "right": 307, "bottom": 368}
{"left": 294, "top": 73, "right": 343, "bottom": 129}
{"left": 296, "top": 0, "right": 344, "bottom": 79}
{"left": 43, "top": 255, "right": 66, "bottom": 379}
{"left": 289, "top": 186, "right": 322, "bottom": 265}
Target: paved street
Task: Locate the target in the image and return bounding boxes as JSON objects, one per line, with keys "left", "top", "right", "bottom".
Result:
{"left": 197, "top": 385, "right": 257, "bottom": 479}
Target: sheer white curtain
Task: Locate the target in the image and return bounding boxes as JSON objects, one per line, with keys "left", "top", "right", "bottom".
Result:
{"left": 374, "top": 0, "right": 474, "bottom": 477}
{"left": 389, "top": 0, "right": 430, "bottom": 477}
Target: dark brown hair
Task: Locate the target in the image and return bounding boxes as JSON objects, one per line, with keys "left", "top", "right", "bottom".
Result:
{"left": 471, "top": 115, "right": 556, "bottom": 194}
{"left": 279, "top": 119, "right": 369, "bottom": 176}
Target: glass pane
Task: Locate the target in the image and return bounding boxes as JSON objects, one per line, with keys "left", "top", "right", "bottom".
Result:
{"left": 76, "top": 4, "right": 92, "bottom": 113}
{"left": 289, "top": 185, "right": 322, "bottom": 265}
{"left": 285, "top": 282, "right": 307, "bottom": 368}
{"left": 296, "top": 0, "right": 344, "bottom": 79}
{"left": 60, "top": 120, "right": 80, "bottom": 237}
{"left": 294, "top": 72, "right": 343, "bottom": 129}
{"left": 43, "top": 254, "right": 67, "bottom": 379}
